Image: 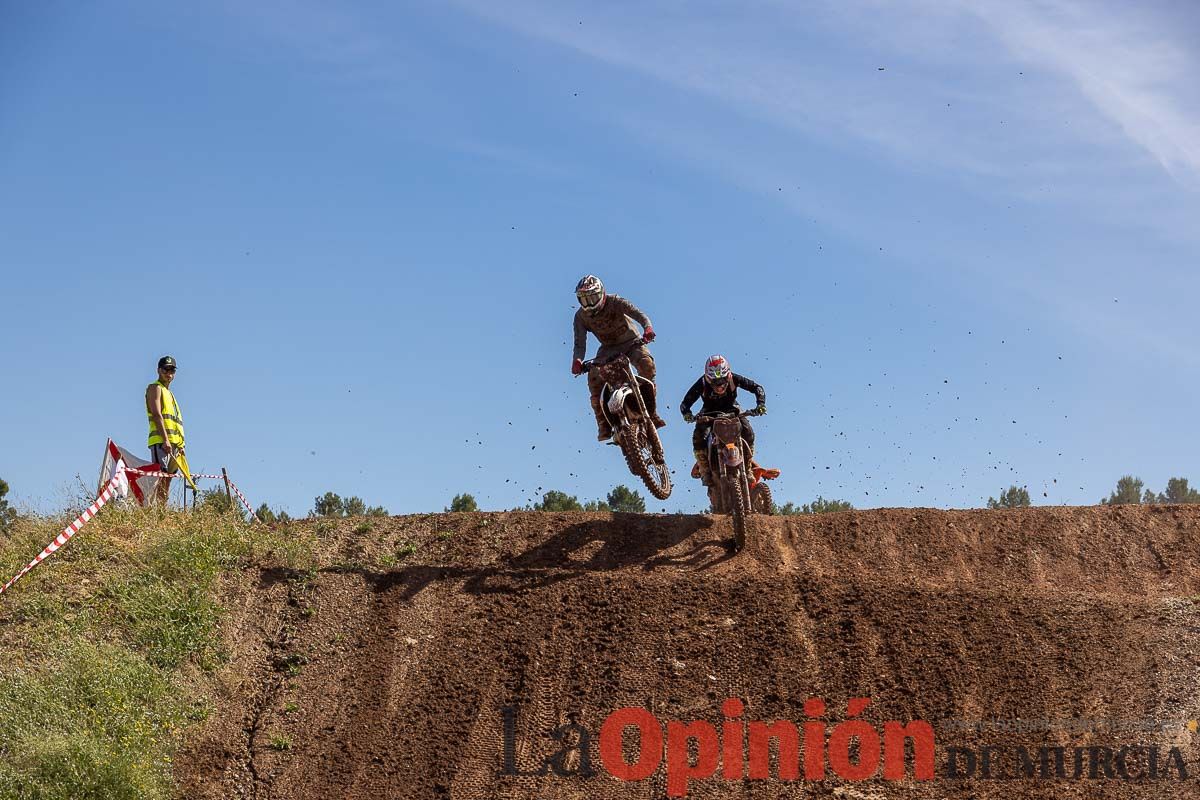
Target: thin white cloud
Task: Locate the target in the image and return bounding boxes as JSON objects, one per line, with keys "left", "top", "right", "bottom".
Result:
{"left": 449, "top": 0, "right": 1200, "bottom": 194}
{"left": 444, "top": 0, "right": 1199, "bottom": 367}
{"left": 964, "top": 0, "right": 1200, "bottom": 185}
{"left": 226, "top": 0, "right": 1200, "bottom": 197}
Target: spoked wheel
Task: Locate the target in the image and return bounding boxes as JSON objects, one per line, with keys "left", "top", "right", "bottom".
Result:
{"left": 750, "top": 481, "right": 774, "bottom": 515}
{"left": 724, "top": 472, "right": 744, "bottom": 554}
{"left": 721, "top": 468, "right": 749, "bottom": 552}
{"left": 621, "top": 425, "right": 672, "bottom": 500}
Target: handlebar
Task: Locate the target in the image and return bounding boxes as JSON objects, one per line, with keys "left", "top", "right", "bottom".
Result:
{"left": 580, "top": 337, "right": 648, "bottom": 373}
{"left": 693, "top": 410, "right": 751, "bottom": 422}
{"left": 691, "top": 409, "right": 762, "bottom": 423}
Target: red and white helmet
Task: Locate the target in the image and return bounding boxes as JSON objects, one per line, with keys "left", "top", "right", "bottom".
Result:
{"left": 704, "top": 354, "right": 730, "bottom": 383}
{"left": 575, "top": 274, "right": 606, "bottom": 313}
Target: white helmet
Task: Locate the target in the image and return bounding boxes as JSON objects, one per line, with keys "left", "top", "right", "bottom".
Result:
{"left": 704, "top": 354, "right": 731, "bottom": 383}
{"left": 575, "top": 274, "right": 606, "bottom": 313}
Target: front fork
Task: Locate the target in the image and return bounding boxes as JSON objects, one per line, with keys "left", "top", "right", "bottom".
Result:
{"left": 713, "top": 439, "right": 750, "bottom": 505}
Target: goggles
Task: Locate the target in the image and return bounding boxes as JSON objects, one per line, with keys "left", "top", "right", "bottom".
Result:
{"left": 577, "top": 289, "right": 604, "bottom": 310}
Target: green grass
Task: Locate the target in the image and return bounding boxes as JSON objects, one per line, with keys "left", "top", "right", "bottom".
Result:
{"left": 0, "top": 504, "right": 316, "bottom": 800}
{"left": 0, "top": 640, "right": 184, "bottom": 799}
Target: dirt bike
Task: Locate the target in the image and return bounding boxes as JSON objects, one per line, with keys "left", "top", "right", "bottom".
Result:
{"left": 582, "top": 339, "right": 672, "bottom": 500}
{"left": 693, "top": 410, "right": 775, "bottom": 551}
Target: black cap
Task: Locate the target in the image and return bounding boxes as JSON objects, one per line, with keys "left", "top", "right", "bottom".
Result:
{"left": 158, "top": 355, "right": 177, "bottom": 370}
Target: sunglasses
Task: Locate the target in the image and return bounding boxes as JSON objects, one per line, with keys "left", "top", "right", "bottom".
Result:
{"left": 162, "top": 366, "right": 177, "bottom": 373}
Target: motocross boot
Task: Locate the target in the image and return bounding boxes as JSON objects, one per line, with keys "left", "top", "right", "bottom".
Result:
{"left": 693, "top": 449, "right": 713, "bottom": 486}
{"left": 591, "top": 396, "right": 613, "bottom": 441}
{"left": 642, "top": 381, "right": 668, "bottom": 428}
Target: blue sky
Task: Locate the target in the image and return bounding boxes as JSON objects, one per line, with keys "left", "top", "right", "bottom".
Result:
{"left": 2, "top": 0, "right": 1198, "bottom": 515}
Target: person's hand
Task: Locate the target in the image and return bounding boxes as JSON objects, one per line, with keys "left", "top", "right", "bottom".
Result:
{"left": 161, "top": 442, "right": 174, "bottom": 456}
{"left": 642, "top": 325, "right": 656, "bottom": 343}
{"left": 752, "top": 405, "right": 767, "bottom": 416}
{"left": 571, "top": 358, "right": 584, "bottom": 376}
{"left": 682, "top": 412, "right": 695, "bottom": 424}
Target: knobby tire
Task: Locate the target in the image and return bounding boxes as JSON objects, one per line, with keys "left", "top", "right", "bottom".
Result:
{"left": 726, "top": 468, "right": 749, "bottom": 551}
{"left": 621, "top": 426, "right": 672, "bottom": 500}
{"left": 751, "top": 481, "right": 774, "bottom": 515}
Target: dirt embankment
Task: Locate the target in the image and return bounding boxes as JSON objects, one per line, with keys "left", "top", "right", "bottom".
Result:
{"left": 175, "top": 506, "right": 1200, "bottom": 799}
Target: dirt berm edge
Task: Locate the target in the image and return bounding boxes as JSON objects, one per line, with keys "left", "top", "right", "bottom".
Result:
{"left": 175, "top": 505, "right": 1200, "bottom": 799}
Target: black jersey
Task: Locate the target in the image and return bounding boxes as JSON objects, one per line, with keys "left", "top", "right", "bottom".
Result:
{"left": 680, "top": 373, "right": 765, "bottom": 416}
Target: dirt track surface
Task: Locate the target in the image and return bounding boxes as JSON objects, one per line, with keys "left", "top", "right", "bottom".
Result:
{"left": 175, "top": 506, "right": 1200, "bottom": 799}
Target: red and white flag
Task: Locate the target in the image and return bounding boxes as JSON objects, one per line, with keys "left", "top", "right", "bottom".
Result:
{"left": 98, "top": 439, "right": 151, "bottom": 505}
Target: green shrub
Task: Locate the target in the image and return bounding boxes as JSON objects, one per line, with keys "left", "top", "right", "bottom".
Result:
{"left": 0, "top": 505, "right": 316, "bottom": 800}
{"left": 0, "top": 640, "right": 187, "bottom": 799}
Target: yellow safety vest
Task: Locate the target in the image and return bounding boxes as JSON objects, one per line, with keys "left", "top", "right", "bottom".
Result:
{"left": 147, "top": 381, "right": 186, "bottom": 448}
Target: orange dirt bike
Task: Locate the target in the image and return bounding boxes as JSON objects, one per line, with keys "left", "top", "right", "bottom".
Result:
{"left": 582, "top": 339, "right": 672, "bottom": 500}
{"left": 693, "top": 410, "right": 778, "bottom": 550}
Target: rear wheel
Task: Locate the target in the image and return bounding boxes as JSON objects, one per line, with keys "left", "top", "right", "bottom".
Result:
{"left": 750, "top": 481, "right": 773, "bottom": 515}
{"left": 707, "top": 482, "right": 724, "bottom": 514}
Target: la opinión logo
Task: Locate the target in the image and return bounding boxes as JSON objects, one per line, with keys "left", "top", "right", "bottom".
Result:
{"left": 501, "top": 697, "right": 935, "bottom": 797}
{"left": 500, "top": 698, "right": 1195, "bottom": 797}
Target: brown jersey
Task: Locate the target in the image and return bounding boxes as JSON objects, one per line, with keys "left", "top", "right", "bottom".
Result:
{"left": 572, "top": 295, "right": 651, "bottom": 361}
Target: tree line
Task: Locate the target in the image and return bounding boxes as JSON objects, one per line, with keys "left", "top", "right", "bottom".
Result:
{"left": 195, "top": 488, "right": 389, "bottom": 525}
{"left": 203, "top": 475, "right": 1200, "bottom": 521}
{"left": 2, "top": 473, "right": 1197, "bottom": 532}
{"left": 446, "top": 487, "right": 856, "bottom": 515}
{"left": 447, "top": 486, "right": 648, "bottom": 513}
{"left": 1100, "top": 476, "right": 1200, "bottom": 505}
{"left": 984, "top": 476, "right": 1200, "bottom": 509}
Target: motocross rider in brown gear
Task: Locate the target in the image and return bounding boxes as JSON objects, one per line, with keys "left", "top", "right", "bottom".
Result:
{"left": 680, "top": 354, "right": 766, "bottom": 485}
{"left": 572, "top": 275, "right": 667, "bottom": 441}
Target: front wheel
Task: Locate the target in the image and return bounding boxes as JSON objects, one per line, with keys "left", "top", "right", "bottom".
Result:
{"left": 726, "top": 468, "right": 749, "bottom": 551}
{"left": 621, "top": 425, "right": 672, "bottom": 500}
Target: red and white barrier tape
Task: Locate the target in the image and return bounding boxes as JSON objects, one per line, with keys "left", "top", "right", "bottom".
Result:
{"left": 225, "top": 477, "right": 262, "bottom": 523}
{"left": 124, "top": 468, "right": 259, "bottom": 522}
{"left": 123, "top": 467, "right": 225, "bottom": 480}
{"left": 1, "top": 467, "right": 261, "bottom": 597}
{"left": 0, "top": 474, "right": 124, "bottom": 596}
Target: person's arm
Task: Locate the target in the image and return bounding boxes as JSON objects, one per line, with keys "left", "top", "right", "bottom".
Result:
{"left": 609, "top": 295, "right": 651, "bottom": 333}
{"left": 146, "top": 384, "right": 172, "bottom": 453}
{"left": 735, "top": 374, "right": 767, "bottom": 411}
{"left": 680, "top": 378, "right": 703, "bottom": 419}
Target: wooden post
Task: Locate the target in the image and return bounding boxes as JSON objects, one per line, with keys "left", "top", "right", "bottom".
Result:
{"left": 222, "top": 468, "right": 233, "bottom": 501}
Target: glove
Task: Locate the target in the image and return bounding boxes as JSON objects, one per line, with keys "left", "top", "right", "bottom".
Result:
{"left": 642, "top": 325, "right": 656, "bottom": 343}
{"left": 752, "top": 405, "right": 767, "bottom": 416}
{"left": 571, "top": 358, "right": 583, "bottom": 376}
{"left": 682, "top": 412, "right": 695, "bottom": 424}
